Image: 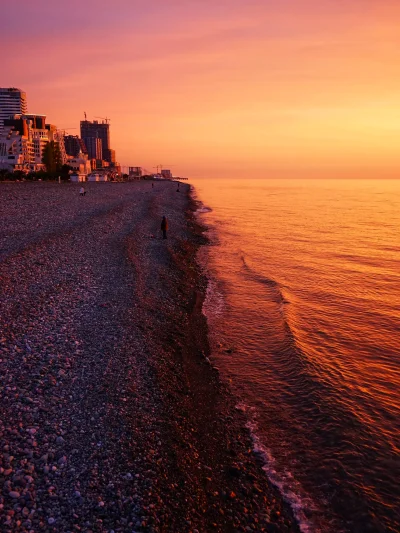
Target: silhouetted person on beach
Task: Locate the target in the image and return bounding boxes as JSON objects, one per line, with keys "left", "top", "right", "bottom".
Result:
{"left": 161, "top": 216, "right": 168, "bottom": 239}
{"left": 152, "top": 183, "right": 154, "bottom": 188}
{"left": 79, "top": 187, "right": 86, "bottom": 197}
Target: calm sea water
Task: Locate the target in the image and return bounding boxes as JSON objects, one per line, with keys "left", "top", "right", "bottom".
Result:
{"left": 192, "top": 179, "right": 400, "bottom": 533}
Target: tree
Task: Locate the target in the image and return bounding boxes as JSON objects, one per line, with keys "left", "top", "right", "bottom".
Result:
{"left": 13, "top": 170, "right": 26, "bottom": 181}
{"left": 60, "top": 164, "right": 72, "bottom": 181}
{"left": 0, "top": 168, "right": 10, "bottom": 181}
{"left": 42, "top": 141, "right": 62, "bottom": 175}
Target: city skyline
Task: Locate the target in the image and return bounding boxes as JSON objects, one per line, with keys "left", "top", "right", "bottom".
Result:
{"left": 2, "top": 1, "right": 400, "bottom": 179}
{"left": 0, "top": 88, "right": 120, "bottom": 176}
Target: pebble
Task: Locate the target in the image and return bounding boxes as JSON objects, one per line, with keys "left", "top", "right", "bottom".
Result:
{"left": 0, "top": 183, "right": 298, "bottom": 533}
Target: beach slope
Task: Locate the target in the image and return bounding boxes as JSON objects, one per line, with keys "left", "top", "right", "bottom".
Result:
{"left": 0, "top": 181, "right": 299, "bottom": 532}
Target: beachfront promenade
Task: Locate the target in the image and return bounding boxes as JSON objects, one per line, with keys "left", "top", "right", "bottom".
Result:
{"left": 0, "top": 182, "right": 298, "bottom": 532}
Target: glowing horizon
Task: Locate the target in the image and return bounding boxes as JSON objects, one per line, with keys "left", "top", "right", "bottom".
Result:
{"left": 2, "top": 0, "right": 400, "bottom": 178}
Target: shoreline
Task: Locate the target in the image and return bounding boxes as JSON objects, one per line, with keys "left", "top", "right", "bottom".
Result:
{"left": 157, "top": 187, "right": 301, "bottom": 532}
{"left": 0, "top": 181, "right": 300, "bottom": 532}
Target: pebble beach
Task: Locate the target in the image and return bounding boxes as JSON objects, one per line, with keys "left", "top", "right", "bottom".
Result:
{"left": 0, "top": 181, "right": 300, "bottom": 533}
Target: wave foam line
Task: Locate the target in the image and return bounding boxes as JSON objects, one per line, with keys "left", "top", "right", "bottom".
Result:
{"left": 236, "top": 403, "right": 322, "bottom": 533}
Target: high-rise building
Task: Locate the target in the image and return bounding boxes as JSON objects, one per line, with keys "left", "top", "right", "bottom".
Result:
{"left": 80, "top": 119, "right": 118, "bottom": 164}
{"left": 0, "top": 88, "right": 28, "bottom": 132}
{"left": 107, "top": 148, "right": 116, "bottom": 164}
{"left": 64, "top": 135, "right": 88, "bottom": 157}
{"left": 80, "top": 119, "right": 111, "bottom": 161}
{"left": 84, "top": 136, "right": 102, "bottom": 160}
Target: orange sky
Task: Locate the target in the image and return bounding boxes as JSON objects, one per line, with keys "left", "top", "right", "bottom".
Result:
{"left": 2, "top": 0, "right": 400, "bottom": 178}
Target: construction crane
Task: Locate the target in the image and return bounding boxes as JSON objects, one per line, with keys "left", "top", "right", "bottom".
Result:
{"left": 94, "top": 116, "right": 110, "bottom": 124}
{"left": 153, "top": 164, "right": 174, "bottom": 174}
{"left": 59, "top": 128, "right": 77, "bottom": 136}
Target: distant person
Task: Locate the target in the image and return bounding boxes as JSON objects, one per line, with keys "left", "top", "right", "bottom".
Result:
{"left": 161, "top": 216, "right": 168, "bottom": 239}
{"left": 79, "top": 186, "right": 86, "bottom": 197}
{"left": 152, "top": 183, "right": 154, "bottom": 188}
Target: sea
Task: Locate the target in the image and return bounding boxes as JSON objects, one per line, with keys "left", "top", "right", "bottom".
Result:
{"left": 191, "top": 178, "right": 400, "bottom": 533}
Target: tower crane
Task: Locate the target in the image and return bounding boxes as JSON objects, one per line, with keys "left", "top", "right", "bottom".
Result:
{"left": 59, "top": 127, "right": 77, "bottom": 134}
{"left": 153, "top": 164, "right": 174, "bottom": 174}
{"left": 94, "top": 116, "right": 111, "bottom": 124}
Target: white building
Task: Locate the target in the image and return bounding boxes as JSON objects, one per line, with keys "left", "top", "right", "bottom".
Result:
{"left": 87, "top": 173, "right": 101, "bottom": 181}
{"left": 87, "top": 172, "right": 109, "bottom": 182}
{"left": 67, "top": 150, "right": 92, "bottom": 175}
{"left": 0, "top": 117, "right": 37, "bottom": 171}
{"left": 0, "top": 114, "right": 67, "bottom": 172}
{"left": 0, "top": 88, "right": 27, "bottom": 133}
{"left": 70, "top": 173, "right": 86, "bottom": 182}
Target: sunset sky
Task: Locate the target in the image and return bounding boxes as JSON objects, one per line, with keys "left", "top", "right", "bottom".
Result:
{"left": 2, "top": 0, "right": 400, "bottom": 178}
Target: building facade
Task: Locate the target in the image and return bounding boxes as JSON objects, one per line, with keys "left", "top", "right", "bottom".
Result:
{"left": 80, "top": 119, "right": 118, "bottom": 164}
{"left": 0, "top": 114, "right": 67, "bottom": 172}
{"left": 129, "top": 167, "right": 142, "bottom": 179}
{"left": 84, "top": 136, "right": 102, "bottom": 160}
{"left": 46, "top": 124, "right": 67, "bottom": 165}
{"left": 81, "top": 119, "right": 111, "bottom": 161}
{"left": 106, "top": 148, "right": 116, "bottom": 164}
{"left": 0, "top": 88, "right": 28, "bottom": 133}
{"left": 67, "top": 150, "right": 92, "bottom": 175}
{"left": 161, "top": 169, "right": 172, "bottom": 179}
{"left": 64, "top": 135, "right": 87, "bottom": 157}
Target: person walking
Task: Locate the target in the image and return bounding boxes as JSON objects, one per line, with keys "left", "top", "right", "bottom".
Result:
{"left": 79, "top": 186, "right": 86, "bottom": 196}
{"left": 161, "top": 215, "right": 168, "bottom": 239}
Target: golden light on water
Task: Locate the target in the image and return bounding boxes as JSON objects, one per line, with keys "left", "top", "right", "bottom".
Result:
{"left": 194, "top": 176, "right": 400, "bottom": 529}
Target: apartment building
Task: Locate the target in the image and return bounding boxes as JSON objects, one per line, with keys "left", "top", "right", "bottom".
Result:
{"left": 0, "top": 88, "right": 28, "bottom": 132}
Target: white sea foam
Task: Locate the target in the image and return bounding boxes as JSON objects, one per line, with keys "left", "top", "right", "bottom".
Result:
{"left": 202, "top": 277, "right": 224, "bottom": 319}
{"left": 196, "top": 205, "right": 213, "bottom": 214}
{"left": 237, "top": 402, "right": 322, "bottom": 533}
